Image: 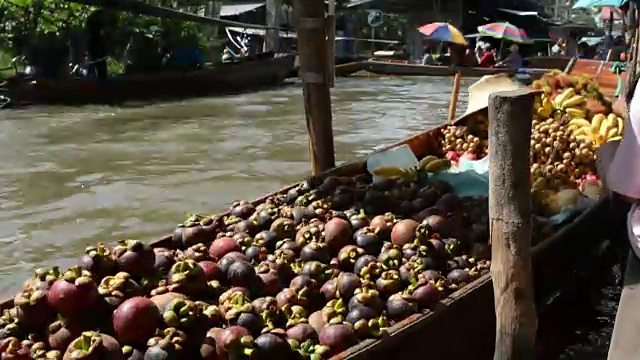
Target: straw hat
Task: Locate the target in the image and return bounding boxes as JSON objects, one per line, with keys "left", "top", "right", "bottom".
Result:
{"left": 462, "top": 73, "right": 525, "bottom": 117}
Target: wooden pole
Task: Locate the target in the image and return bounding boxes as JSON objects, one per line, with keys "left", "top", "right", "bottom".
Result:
{"left": 265, "top": 0, "right": 281, "bottom": 52}
{"left": 447, "top": 72, "right": 462, "bottom": 122}
{"left": 488, "top": 89, "right": 539, "bottom": 360}
{"left": 294, "top": 0, "right": 336, "bottom": 174}
{"left": 326, "top": 0, "right": 336, "bottom": 87}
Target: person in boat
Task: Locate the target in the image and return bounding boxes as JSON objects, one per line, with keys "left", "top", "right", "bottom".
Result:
{"left": 422, "top": 48, "right": 436, "bottom": 65}
{"left": 464, "top": 47, "right": 477, "bottom": 66}
{"left": 222, "top": 48, "right": 236, "bottom": 63}
{"left": 495, "top": 44, "right": 523, "bottom": 70}
{"left": 86, "top": 10, "right": 111, "bottom": 79}
{"left": 478, "top": 45, "right": 497, "bottom": 68}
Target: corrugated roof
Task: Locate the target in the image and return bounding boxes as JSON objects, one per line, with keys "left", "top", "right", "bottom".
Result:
{"left": 220, "top": 3, "right": 264, "bottom": 16}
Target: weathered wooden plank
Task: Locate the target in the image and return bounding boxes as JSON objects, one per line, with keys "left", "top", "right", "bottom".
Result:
{"left": 608, "top": 251, "right": 640, "bottom": 360}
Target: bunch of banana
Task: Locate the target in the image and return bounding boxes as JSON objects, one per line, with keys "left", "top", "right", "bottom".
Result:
{"left": 418, "top": 156, "right": 452, "bottom": 173}
{"left": 372, "top": 166, "right": 418, "bottom": 182}
{"left": 536, "top": 94, "right": 553, "bottom": 119}
{"left": 551, "top": 88, "right": 587, "bottom": 119}
{"left": 568, "top": 113, "right": 623, "bottom": 146}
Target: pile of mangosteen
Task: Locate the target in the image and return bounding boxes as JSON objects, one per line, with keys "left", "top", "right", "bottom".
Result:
{"left": 0, "top": 172, "right": 494, "bottom": 360}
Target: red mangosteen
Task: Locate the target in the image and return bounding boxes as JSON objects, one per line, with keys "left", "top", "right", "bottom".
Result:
{"left": 80, "top": 243, "right": 117, "bottom": 282}
{"left": 335, "top": 273, "right": 361, "bottom": 300}
{"left": 122, "top": 346, "right": 145, "bottom": 360}
{"left": 217, "top": 252, "right": 247, "bottom": 276}
{"left": 369, "top": 213, "right": 396, "bottom": 241}
{"left": 275, "top": 240, "right": 300, "bottom": 254}
{"left": 352, "top": 255, "right": 379, "bottom": 280}
{"left": 244, "top": 246, "right": 268, "bottom": 264}
{"left": 411, "top": 281, "right": 445, "bottom": 308}
{"left": 29, "top": 342, "right": 61, "bottom": 360}
{"left": 198, "top": 261, "right": 222, "bottom": 282}
{"left": 144, "top": 328, "right": 186, "bottom": 360}
{"left": 323, "top": 218, "right": 352, "bottom": 256}
{"left": 112, "top": 297, "right": 162, "bottom": 346}
{"left": 318, "top": 324, "right": 357, "bottom": 356}
{"left": 230, "top": 201, "right": 256, "bottom": 219}
{"left": 184, "top": 243, "right": 211, "bottom": 262}
{"left": 208, "top": 237, "right": 241, "bottom": 261}
{"left": 200, "top": 328, "right": 221, "bottom": 360}
{"left": 386, "top": 293, "right": 418, "bottom": 321}
{"left": 286, "top": 324, "right": 318, "bottom": 343}
{"left": 256, "top": 263, "right": 281, "bottom": 297}
{"left": 150, "top": 292, "right": 187, "bottom": 314}
{"left": 112, "top": 240, "right": 156, "bottom": 278}
{"left": 97, "top": 272, "right": 142, "bottom": 310}
{"left": 375, "top": 270, "right": 404, "bottom": 298}
{"left": 390, "top": 219, "right": 419, "bottom": 246}
{"left": 1, "top": 338, "right": 30, "bottom": 360}
{"left": 320, "top": 279, "right": 337, "bottom": 302}
{"left": 348, "top": 285, "right": 384, "bottom": 313}
{"left": 13, "top": 288, "right": 55, "bottom": 331}
{"left": 47, "top": 267, "right": 99, "bottom": 319}
{"left": 215, "top": 326, "right": 254, "bottom": 359}
{"left": 422, "top": 215, "right": 452, "bottom": 238}
{"left": 62, "top": 331, "right": 122, "bottom": 360}
{"left": 47, "top": 319, "right": 84, "bottom": 352}
{"left": 336, "top": 245, "right": 365, "bottom": 272}
{"left": 348, "top": 211, "right": 370, "bottom": 233}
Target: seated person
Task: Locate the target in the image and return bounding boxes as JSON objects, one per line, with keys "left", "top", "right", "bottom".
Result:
{"left": 422, "top": 49, "right": 436, "bottom": 65}
{"left": 478, "top": 46, "right": 496, "bottom": 68}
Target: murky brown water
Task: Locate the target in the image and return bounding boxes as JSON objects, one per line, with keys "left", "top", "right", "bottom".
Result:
{"left": 0, "top": 76, "right": 470, "bottom": 294}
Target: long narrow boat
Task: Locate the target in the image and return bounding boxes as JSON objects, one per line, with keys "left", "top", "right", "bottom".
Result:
{"left": 363, "top": 59, "right": 553, "bottom": 79}
{"left": 3, "top": 53, "right": 295, "bottom": 106}
{"left": 0, "top": 83, "right": 613, "bottom": 360}
{"left": 335, "top": 61, "right": 368, "bottom": 77}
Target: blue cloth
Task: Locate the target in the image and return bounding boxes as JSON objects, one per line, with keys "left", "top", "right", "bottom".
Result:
{"left": 170, "top": 46, "right": 203, "bottom": 67}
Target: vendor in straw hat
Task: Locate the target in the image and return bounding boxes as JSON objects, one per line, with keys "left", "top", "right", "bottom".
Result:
{"left": 496, "top": 44, "right": 523, "bottom": 71}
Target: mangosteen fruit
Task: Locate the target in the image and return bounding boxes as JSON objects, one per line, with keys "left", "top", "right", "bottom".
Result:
{"left": 256, "top": 263, "right": 281, "bottom": 296}
{"left": 348, "top": 286, "right": 384, "bottom": 313}
{"left": 435, "top": 193, "right": 460, "bottom": 214}
{"left": 377, "top": 245, "right": 403, "bottom": 271}
{"left": 153, "top": 248, "right": 176, "bottom": 275}
{"left": 253, "top": 331, "right": 292, "bottom": 359}
{"left": 270, "top": 218, "right": 296, "bottom": 240}
{"left": 215, "top": 326, "right": 254, "bottom": 359}
{"left": 375, "top": 270, "right": 404, "bottom": 298}
{"left": 47, "top": 320, "right": 84, "bottom": 352}
{"left": 200, "top": 328, "right": 220, "bottom": 360}
{"left": 323, "top": 218, "right": 352, "bottom": 256}
{"left": 208, "top": 237, "right": 241, "bottom": 261}
{"left": 286, "top": 323, "right": 317, "bottom": 343}
{"left": 422, "top": 215, "right": 452, "bottom": 238}
{"left": 348, "top": 212, "right": 370, "bottom": 232}
{"left": 227, "top": 261, "right": 258, "bottom": 288}
{"left": 386, "top": 293, "right": 418, "bottom": 321}
{"left": 230, "top": 201, "right": 256, "bottom": 219}
{"left": 13, "top": 287, "right": 55, "bottom": 331}
{"left": 320, "top": 279, "right": 337, "bottom": 301}
{"left": 369, "top": 213, "right": 396, "bottom": 242}
{"left": 113, "top": 297, "right": 162, "bottom": 346}
{"left": 253, "top": 231, "right": 279, "bottom": 252}
{"left": 294, "top": 225, "right": 322, "bottom": 248}
{"left": 447, "top": 269, "right": 472, "bottom": 288}
{"left": 245, "top": 246, "right": 268, "bottom": 264}
{"left": 300, "top": 261, "right": 331, "bottom": 283}
{"left": 112, "top": 240, "right": 156, "bottom": 278}
{"left": 318, "top": 324, "right": 357, "bottom": 356}
{"left": 80, "top": 243, "right": 117, "bottom": 281}
{"left": 22, "top": 267, "right": 61, "bottom": 292}
{"left": 0, "top": 338, "right": 29, "bottom": 359}
{"left": 345, "top": 306, "right": 376, "bottom": 326}
{"left": 390, "top": 219, "right": 419, "bottom": 246}
{"left": 198, "top": 261, "right": 222, "bottom": 282}
{"left": 62, "top": 331, "right": 122, "bottom": 360}
{"left": 97, "top": 272, "right": 142, "bottom": 310}
{"left": 47, "top": 267, "right": 99, "bottom": 319}
{"left": 353, "top": 227, "right": 382, "bottom": 255}
{"left": 183, "top": 243, "right": 211, "bottom": 262}
{"left": 217, "top": 252, "right": 247, "bottom": 275}
{"left": 335, "top": 273, "right": 361, "bottom": 300}
{"left": 167, "top": 259, "right": 208, "bottom": 296}
{"left": 336, "top": 245, "right": 365, "bottom": 272}
{"left": 300, "top": 242, "right": 331, "bottom": 263}
{"left": 149, "top": 292, "right": 187, "bottom": 314}
{"left": 144, "top": 328, "right": 185, "bottom": 360}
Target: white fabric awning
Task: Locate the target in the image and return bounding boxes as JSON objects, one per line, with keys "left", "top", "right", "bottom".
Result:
{"left": 220, "top": 3, "right": 264, "bottom": 16}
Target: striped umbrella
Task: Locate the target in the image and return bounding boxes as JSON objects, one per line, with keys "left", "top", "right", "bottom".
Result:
{"left": 417, "top": 22, "right": 467, "bottom": 46}
{"left": 477, "top": 22, "right": 530, "bottom": 43}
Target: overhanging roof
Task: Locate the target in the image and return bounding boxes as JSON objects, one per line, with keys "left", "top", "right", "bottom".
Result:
{"left": 220, "top": 3, "right": 264, "bottom": 17}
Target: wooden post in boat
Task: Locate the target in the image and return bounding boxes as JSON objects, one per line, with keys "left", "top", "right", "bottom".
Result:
{"left": 265, "top": 0, "right": 281, "bottom": 52}
{"left": 488, "top": 89, "right": 539, "bottom": 360}
{"left": 294, "top": 0, "right": 336, "bottom": 174}
{"left": 447, "top": 72, "right": 462, "bottom": 121}
{"left": 326, "top": 0, "right": 336, "bottom": 87}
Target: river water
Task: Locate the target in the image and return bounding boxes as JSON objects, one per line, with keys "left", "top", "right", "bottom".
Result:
{"left": 0, "top": 76, "right": 617, "bottom": 357}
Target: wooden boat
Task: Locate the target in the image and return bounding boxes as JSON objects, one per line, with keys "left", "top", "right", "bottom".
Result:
{"left": 566, "top": 58, "right": 628, "bottom": 98}
{"left": 288, "top": 55, "right": 369, "bottom": 78}
{"left": 527, "top": 56, "right": 573, "bottom": 72}
{"left": 0, "top": 90, "right": 612, "bottom": 359}
{"left": 4, "top": 53, "right": 295, "bottom": 105}
{"left": 363, "top": 59, "right": 552, "bottom": 79}
{"left": 335, "top": 61, "right": 368, "bottom": 77}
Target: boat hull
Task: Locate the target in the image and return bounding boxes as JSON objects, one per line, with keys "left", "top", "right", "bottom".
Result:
{"left": 8, "top": 54, "right": 295, "bottom": 105}
{"left": 363, "top": 60, "right": 553, "bottom": 79}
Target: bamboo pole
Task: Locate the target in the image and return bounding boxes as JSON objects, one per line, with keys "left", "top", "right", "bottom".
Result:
{"left": 488, "top": 89, "right": 539, "bottom": 360}
{"left": 294, "top": 0, "right": 336, "bottom": 174}
{"left": 447, "top": 72, "right": 462, "bottom": 122}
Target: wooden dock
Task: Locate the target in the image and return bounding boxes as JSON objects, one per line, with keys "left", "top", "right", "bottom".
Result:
{"left": 608, "top": 251, "right": 640, "bottom": 359}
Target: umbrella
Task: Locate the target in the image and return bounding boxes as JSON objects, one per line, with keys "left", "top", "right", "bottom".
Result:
{"left": 477, "top": 22, "right": 530, "bottom": 43}
{"left": 417, "top": 22, "right": 467, "bottom": 46}
{"left": 572, "top": 0, "right": 627, "bottom": 9}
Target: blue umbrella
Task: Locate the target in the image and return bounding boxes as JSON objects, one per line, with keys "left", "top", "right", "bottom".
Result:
{"left": 572, "top": 0, "right": 627, "bottom": 9}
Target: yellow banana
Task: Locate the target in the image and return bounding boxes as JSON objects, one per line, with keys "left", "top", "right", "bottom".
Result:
{"left": 424, "top": 159, "right": 452, "bottom": 173}
{"left": 372, "top": 167, "right": 407, "bottom": 178}
{"left": 575, "top": 134, "right": 593, "bottom": 143}
{"left": 606, "top": 127, "right": 620, "bottom": 140}
{"left": 607, "top": 136, "right": 623, "bottom": 142}
{"left": 600, "top": 116, "right": 616, "bottom": 137}
{"left": 591, "top": 114, "right": 606, "bottom": 133}
{"left": 553, "top": 88, "right": 575, "bottom": 107}
{"left": 616, "top": 116, "right": 624, "bottom": 134}
{"left": 542, "top": 97, "right": 553, "bottom": 115}
{"left": 418, "top": 155, "right": 439, "bottom": 170}
{"left": 565, "top": 108, "right": 586, "bottom": 119}
{"left": 537, "top": 106, "right": 551, "bottom": 119}
{"left": 568, "top": 118, "right": 591, "bottom": 128}
{"left": 574, "top": 127, "right": 589, "bottom": 136}
{"left": 561, "top": 95, "right": 586, "bottom": 109}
